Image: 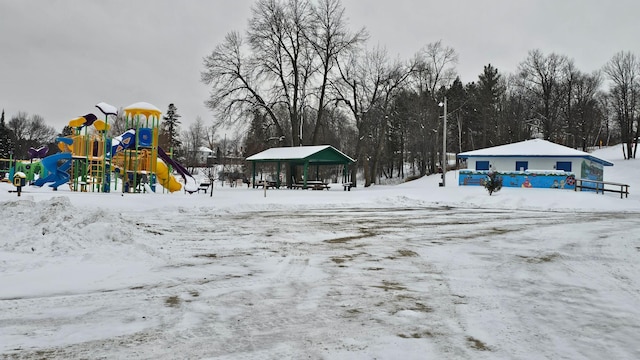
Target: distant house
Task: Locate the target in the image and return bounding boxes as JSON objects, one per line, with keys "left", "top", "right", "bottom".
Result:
{"left": 456, "top": 139, "right": 614, "bottom": 189}
{"left": 195, "top": 146, "right": 213, "bottom": 166}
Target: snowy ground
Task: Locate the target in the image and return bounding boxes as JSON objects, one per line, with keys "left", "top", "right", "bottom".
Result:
{"left": 1, "top": 145, "right": 639, "bottom": 359}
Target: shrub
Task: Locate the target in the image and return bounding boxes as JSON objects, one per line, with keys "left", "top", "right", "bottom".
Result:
{"left": 484, "top": 171, "right": 503, "bottom": 195}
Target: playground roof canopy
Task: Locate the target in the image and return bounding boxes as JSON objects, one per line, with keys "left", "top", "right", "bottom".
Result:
{"left": 124, "top": 102, "right": 162, "bottom": 119}
{"left": 246, "top": 145, "right": 355, "bottom": 165}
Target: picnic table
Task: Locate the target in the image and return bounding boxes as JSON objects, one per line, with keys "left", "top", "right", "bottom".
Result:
{"left": 255, "top": 180, "right": 279, "bottom": 189}
{"left": 291, "top": 180, "right": 330, "bottom": 190}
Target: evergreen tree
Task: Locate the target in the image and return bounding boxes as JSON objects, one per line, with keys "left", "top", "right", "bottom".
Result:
{"left": 484, "top": 170, "right": 503, "bottom": 196}
{"left": 476, "top": 64, "right": 505, "bottom": 147}
{"left": 446, "top": 77, "right": 469, "bottom": 154}
{"left": 160, "top": 103, "right": 182, "bottom": 153}
{"left": 0, "top": 109, "right": 16, "bottom": 159}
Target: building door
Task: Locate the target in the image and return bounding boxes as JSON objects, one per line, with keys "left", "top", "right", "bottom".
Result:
{"left": 515, "top": 161, "right": 528, "bottom": 171}
{"left": 556, "top": 161, "right": 572, "bottom": 172}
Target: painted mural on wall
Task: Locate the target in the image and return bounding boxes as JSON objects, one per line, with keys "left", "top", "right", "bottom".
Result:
{"left": 581, "top": 160, "right": 603, "bottom": 181}
{"left": 459, "top": 170, "right": 576, "bottom": 190}
{"left": 578, "top": 159, "right": 604, "bottom": 191}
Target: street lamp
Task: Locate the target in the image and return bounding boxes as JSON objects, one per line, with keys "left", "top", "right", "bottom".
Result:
{"left": 438, "top": 97, "right": 447, "bottom": 187}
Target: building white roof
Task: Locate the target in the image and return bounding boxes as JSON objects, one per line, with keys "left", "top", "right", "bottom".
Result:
{"left": 198, "top": 146, "right": 213, "bottom": 153}
{"left": 247, "top": 145, "right": 329, "bottom": 160}
{"left": 246, "top": 145, "right": 354, "bottom": 162}
{"left": 458, "top": 139, "right": 613, "bottom": 166}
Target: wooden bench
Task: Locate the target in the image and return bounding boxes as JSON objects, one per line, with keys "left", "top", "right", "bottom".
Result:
{"left": 342, "top": 182, "right": 354, "bottom": 191}
{"left": 197, "top": 182, "right": 211, "bottom": 193}
{"left": 574, "top": 178, "right": 630, "bottom": 199}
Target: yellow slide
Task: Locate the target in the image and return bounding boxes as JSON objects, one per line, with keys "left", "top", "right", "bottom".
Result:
{"left": 155, "top": 158, "right": 182, "bottom": 192}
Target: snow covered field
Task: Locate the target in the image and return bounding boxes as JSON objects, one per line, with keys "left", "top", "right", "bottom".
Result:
{"left": 1, "top": 145, "right": 639, "bottom": 359}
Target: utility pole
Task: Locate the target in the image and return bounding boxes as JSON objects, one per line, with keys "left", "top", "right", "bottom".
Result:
{"left": 439, "top": 97, "right": 447, "bottom": 187}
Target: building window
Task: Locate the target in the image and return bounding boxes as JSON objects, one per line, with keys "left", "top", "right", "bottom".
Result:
{"left": 556, "top": 161, "right": 572, "bottom": 172}
{"left": 515, "top": 161, "right": 528, "bottom": 171}
{"left": 476, "top": 161, "right": 490, "bottom": 171}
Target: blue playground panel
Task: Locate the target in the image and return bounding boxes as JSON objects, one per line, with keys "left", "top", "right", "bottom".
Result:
{"left": 138, "top": 128, "right": 153, "bottom": 148}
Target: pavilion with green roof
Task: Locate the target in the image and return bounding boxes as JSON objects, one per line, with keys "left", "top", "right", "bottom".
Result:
{"left": 245, "top": 145, "right": 355, "bottom": 189}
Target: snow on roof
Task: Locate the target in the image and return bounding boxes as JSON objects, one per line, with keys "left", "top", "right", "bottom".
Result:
{"left": 123, "top": 102, "right": 162, "bottom": 118}
{"left": 246, "top": 145, "right": 331, "bottom": 160}
{"left": 95, "top": 102, "right": 118, "bottom": 116}
{"left": 124, "top": 102, "right": 161, "bottom": 112}
{"left": 246, "top": 145, "right": 354, "bottom": 162}
{"left": 198, "top": 146, "right": 213, "bottom": 153}
{"left": 458, "top": 139, "right": 613, "bottom": 166}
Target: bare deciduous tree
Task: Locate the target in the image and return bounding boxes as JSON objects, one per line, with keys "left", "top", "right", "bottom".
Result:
{"left": 8, "top": 112, "right": 56, "bottom": 158}
{"left": 405, "top": 41, "right": 458, "bottom": 174}
{"left": 182, "top": 117, "right": 206, "bottom": 168}
{"left": 334, "top": 46, "right": 413, "bottom": 186}
{"left": 569, "top": 71, "right": 604, "bottom": 151}
{"left": 603, "top": 51, "right": 640, "bottom": 159}
{"left": 517, "top": 49, "right": 571, "bottom": 141}
{"left": 202, "top": 32, "right": 277, "bottom": 132}
{"left": 410, "top": 40, "right": 458, "bottom": 99}
{"left": 307, "top": 0, "right": 366, "bottom": 145}
{"left": 202, "top": 0, "right": 312, "bottom": 147}
{"left": 202, "top": 0, "right": 364, "bottom": 149}
{"left": 106, "top": 107, "right": 127, "bottom": 138}
{"left": 248, "top": 0, "right": 314, "bottom": 146}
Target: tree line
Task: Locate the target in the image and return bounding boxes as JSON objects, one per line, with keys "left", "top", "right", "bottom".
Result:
{"left": 2, "top": 0, "right": 639, "bottom": 187}
{"left": 201, "top": 0, "right": 640, "bottom": 186}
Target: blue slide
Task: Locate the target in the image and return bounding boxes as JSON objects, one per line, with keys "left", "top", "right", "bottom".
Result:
{"left": 33, "top": 152, "right": 73, "bottom": 190}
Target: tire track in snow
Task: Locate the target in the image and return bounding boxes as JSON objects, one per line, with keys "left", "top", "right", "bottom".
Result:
{"left": 4, "top": 206, "right": 640, "bottom": 359}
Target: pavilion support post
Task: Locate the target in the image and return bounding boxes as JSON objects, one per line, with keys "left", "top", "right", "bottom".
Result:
{"left": 252, "top": 162, "right": 256, "bottom": 188}
{"left": 303, "top": 162, "right": 309, "bottom": 188}
{"left": 277, "top": 161, "right": 281, "bottom": 188}
{"left": 286, "top": 163, "right": 293, "bottom": 188}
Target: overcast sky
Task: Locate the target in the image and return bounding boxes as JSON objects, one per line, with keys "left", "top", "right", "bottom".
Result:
{"left": 1, "top": 0, "right": 638, "bottom": 132}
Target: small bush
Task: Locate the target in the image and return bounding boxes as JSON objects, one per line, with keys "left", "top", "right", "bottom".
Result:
{"left": 484, "top": 171, "right": 503, "bottom": 196}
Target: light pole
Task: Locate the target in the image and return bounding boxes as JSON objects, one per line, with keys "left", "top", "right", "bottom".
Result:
{"left": 438, "top": 97, "right": 447, "bottom": 187}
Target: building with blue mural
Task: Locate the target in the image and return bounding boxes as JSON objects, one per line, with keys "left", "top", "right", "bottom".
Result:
{"left": 457, "top": 139, "right": 613, "bottom": 189}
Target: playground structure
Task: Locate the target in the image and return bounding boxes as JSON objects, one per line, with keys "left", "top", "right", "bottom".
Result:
{"left": 7, "top": 102, "right": 197, "bottom": 193}
{"left": 4, "top": 159, "right": 45, "bottom": 183}
{"left": 2, "top": 147, "right": 48, "bottom": 184}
